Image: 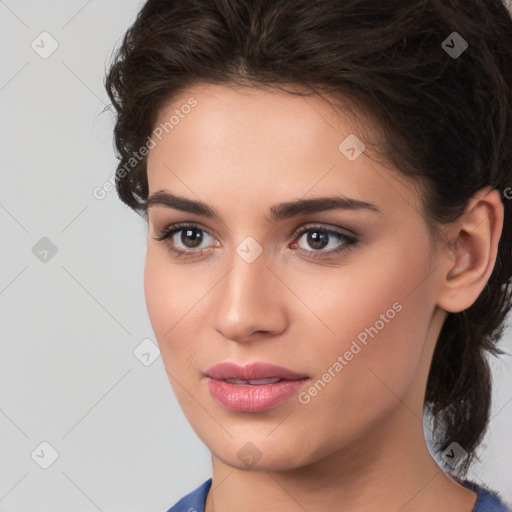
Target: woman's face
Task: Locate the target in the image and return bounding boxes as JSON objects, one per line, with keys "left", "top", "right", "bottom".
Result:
{"left": 144, "top": 84, "right": 446, "bottom": 470}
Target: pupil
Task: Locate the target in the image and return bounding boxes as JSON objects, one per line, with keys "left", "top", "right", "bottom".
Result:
{"left": 308, "top": 231, "right": 328, "bottom": 250}
{"left": 182, "top": 228, "right": 203, "bottom": 248}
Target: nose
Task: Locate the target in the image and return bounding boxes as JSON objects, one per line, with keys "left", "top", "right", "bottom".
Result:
{"left": 212, "top": 247, "right": 289, "bottom": 343}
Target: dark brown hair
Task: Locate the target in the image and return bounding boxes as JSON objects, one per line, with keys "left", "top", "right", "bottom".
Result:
{"left": 104, "top": 0, "right": 512, "bottom": 476}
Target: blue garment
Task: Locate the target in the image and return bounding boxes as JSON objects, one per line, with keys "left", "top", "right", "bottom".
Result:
{"left": 166, "top": 478, "right": 512, "bottom": 512}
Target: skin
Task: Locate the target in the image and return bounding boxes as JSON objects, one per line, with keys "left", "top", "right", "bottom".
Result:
{"left": 143, "top": 84, "right": 503, "bottom": 511}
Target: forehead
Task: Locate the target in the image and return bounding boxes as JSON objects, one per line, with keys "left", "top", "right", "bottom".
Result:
{"left": 152, "top": 84, "right": 368, "bottom": 156}
{"left": 146, "top": 84, "right": 423, "bottom": 223}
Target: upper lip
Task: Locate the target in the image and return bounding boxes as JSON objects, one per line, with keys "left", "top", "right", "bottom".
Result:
{"left": 205, "top": 362, "right": 309, "bottom": 381}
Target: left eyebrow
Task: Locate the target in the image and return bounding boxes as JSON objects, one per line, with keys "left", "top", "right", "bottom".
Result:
{"left": 266, "top": 195, "right": 380, "bottom": 223}
{"left": 145, "top": 190, "right": 380, "bottom": 223}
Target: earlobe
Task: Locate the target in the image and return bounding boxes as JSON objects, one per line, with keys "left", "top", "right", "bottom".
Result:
{"left": 437, "top": 187, "right": 504, "bottom": 313}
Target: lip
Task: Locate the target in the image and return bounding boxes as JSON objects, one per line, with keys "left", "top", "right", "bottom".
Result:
{"left": 204, "top": 362, "right": 310, "bottom": 412}
{"left": 204, "top": 362, "right": 309, "bottom": 381}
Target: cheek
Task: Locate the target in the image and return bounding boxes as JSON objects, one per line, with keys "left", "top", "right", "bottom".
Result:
{"left": 143, "top": 249, "right": 206, "bottom": 411}
{"left": 284, "top": 237, "right": 432, "bottom": 349}
{"left": 143, "top": 249, "right": 198, "bottom": 358}
{"left": 299, "top": 305, "right": 428, "bottom": 455}
{"left": 292, "top": 242, "right": 436, "bottom": 427}
{"left": 143, "top": 249, "right": 173, "bottom": 340}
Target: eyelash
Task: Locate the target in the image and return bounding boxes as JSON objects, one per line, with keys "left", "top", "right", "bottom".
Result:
{"left": 153, "top": 222, "right": 359, "bottom": 260}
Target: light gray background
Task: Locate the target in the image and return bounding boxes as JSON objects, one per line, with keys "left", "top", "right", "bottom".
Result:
{"left": 1, "top": 1, "right": 511, "bottom": 511}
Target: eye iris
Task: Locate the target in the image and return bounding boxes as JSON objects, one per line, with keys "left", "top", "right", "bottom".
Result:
{"left": 182, "top": 228, "right": 203, "bottom": 248}
{"left": 308, "top": 230, "right": 328, "bottom": 250}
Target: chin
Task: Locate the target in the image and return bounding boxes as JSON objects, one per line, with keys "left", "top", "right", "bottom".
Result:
{"left": 207, "top": 434, "right": 320, "bottom": 472}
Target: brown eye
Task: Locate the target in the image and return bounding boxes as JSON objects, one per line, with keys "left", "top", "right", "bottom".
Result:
{"left": 179, "top": 228, "right": 204, "bottom": 248}
{"left": 305, "top": 230, "right": 329, "bottom": 250}
{"left": 154, "top": 223, "right": 218, "bottom": 258}
{"left": 293, "top": 225, "right": 359, "bottom": 259}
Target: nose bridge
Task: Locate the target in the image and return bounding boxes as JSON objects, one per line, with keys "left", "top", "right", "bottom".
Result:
{"left": 222, "top": 244, "right": 270, "bottom": 319}
{"left": 212, "top": 239, "right": 285, "bottom": 340}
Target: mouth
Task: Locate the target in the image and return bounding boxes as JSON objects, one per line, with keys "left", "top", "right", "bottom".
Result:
{"left": 204, "top": 362, "right": 310, "bottom": 412}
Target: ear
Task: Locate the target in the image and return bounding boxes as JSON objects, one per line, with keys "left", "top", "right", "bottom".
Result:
{"left": 436, "top": 186, "right": 504, "bottom": 313}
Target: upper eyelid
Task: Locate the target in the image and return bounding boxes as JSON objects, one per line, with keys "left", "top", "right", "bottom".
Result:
{"left": 294, "top": 224, "right": 357, "bottom": 238}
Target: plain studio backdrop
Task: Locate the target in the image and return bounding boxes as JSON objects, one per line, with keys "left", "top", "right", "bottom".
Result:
{"left": 1, "top": 1, "right": 511, "bottom": 511}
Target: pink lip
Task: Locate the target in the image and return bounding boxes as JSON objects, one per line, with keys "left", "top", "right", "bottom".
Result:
{"left": 204, "top": 362, "right": 310, "bottom": 412}
{"left": 204, "top": 362, "right": 309, "bottom": 381}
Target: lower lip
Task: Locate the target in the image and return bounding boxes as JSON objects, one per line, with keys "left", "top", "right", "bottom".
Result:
{"left": 206, "top": 378, "right": 310, "bottom": 412}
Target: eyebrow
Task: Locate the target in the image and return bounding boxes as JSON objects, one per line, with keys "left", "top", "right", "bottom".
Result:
{"left": 145, "top": 190, "right": 380, "bottom": 223}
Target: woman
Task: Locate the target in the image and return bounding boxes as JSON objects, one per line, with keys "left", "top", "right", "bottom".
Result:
{"left": 104, "top": 0, "right": 512, "bottom": 510}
